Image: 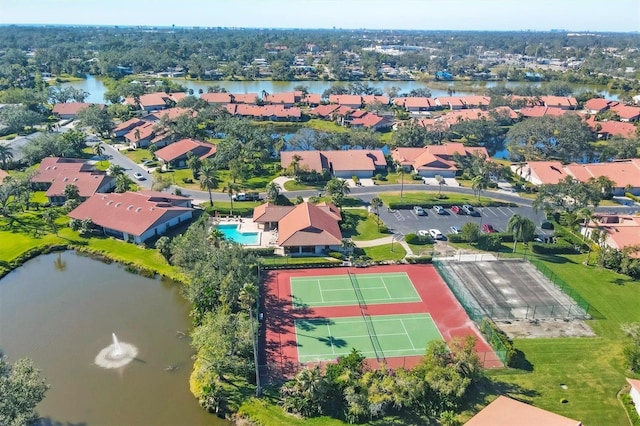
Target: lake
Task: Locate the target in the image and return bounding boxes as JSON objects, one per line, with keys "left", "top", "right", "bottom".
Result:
{"left": 64, "top": 75, "right": 620, "bottom": 104}
{"left": 0, "top": 251, "right": 226, "bottom": 426}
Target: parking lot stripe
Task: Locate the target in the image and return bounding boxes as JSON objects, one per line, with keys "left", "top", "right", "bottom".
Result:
{"left": 497, "top": 207, "right": 509, "bottom": 216}
{"left": 487, "top": 209, "right": 499, "bottom": 216}
{"left": 506, "top": 207, "right": 515, "bottom": 215}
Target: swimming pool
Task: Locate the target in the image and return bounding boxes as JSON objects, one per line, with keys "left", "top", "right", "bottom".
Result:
{"left": 216, "top": 224, "right": 260, "bottom": 245}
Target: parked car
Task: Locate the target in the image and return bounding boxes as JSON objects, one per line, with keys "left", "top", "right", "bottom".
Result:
{"left": 417, "top": 229, "right": 430, "bottom": 237}
{"left": 463, "top": 204, "right": 479, "bottom": 216}
{"left": 433, "top": 205, "right": 447, "bottom": 215}
{"left": 429, "top": 229, "right": 446, "bottom": 240}
{"left": 451, "top": 205, "right": 462, "bottom": 214}
{"left": 482, "top": 223, "right": 497, "bottom": 233}
{"left": 413, "top": 206, "right": 426, "bottom": 216}
{"left": 449, "top": 226, "right": 461, "bottom": 234}
{"left": 133, "top": 172, "right": 145, "bottom": 181}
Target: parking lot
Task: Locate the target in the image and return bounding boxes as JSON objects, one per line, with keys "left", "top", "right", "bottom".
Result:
{"left": 375, "top": 204, "right": 551, "bottom": 239}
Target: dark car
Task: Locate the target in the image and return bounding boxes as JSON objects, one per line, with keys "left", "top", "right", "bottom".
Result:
{"left": 482, "top": 223, "right": 497, "bottom": 233}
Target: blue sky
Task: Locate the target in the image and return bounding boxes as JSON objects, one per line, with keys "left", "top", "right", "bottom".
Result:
{"left": 0, "top": 0, "right": 638, "bottom": 32}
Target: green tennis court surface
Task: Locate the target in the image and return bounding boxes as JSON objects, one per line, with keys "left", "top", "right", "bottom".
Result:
{"left": 290, "top": 272, "right": 421, "bottom": 308}
{"left": 295, "top": 313, "right": 442, "bottom": 363}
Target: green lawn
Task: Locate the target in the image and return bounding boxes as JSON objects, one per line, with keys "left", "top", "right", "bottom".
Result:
{"left": 373, "top": 173, "right": 425, "bottom": 186}
{"left": 361, "top": 243, "right": 406, "bottom": 262}
{"left": 470, "top": 252, "right": 640, "bottom": 426}
{"left": 341, "top": 209, "right": 389, "bottom": 241}
{"left": 406, "top": 242, "right": 434, "bottom": 256}
{"left": 122, "top": 148, "right": 153, "bottom": 163}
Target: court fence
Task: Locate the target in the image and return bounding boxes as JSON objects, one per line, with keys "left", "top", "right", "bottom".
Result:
{"left": 433, "top": 259, "right": 509, "bottom": 366}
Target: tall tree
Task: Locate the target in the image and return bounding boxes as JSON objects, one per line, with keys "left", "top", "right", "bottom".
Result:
{"left": 325, "top": 178, "right": 351, "bottom": 207}
{"left": 0, "top": 355, "right": 49, "bottom": 426}
{"left": 75, "top": 105, "right": 114, "bottom": 137}
{"left": 471, "top": 175, "right": 487, "bottom": 200}
{"left": 265, "top": 181, "right": 281, "bottom": 204}
{"left": 198, "top": 159, "right": 218, "bottom": 207}
{"left": 0, "top": 144, "right": 13, "bottom": 169}
{"left": 186, "top": 151, "right": 202, "bottom": 180}
{"left": 506, "top": 213, "right": 535, "bottom": 252}
{"left": 370, "top": 197, "right": 383, "bottom": 231}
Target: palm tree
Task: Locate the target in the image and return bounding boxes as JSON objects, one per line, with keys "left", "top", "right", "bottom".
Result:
{"left": 289, "top": 154, "right": 302, "bottom": 179}
{"left": 265, "top": 181, "right": 281, "bottom": 204}
{"left": 435, "top": 174, "right": 444, "bottom": 196}
{"left": 578, "top": 208, "right": 594, "bottom": 244}
{"left": 223, "top": 182, "right": 240, "bottom": 216}
{"left": 370, "top": 197, "right": 383, "bottom": 232}
{"left": 93, "top": 143, "right": 105, "bottom": 166}
{"left": 42, "top": 209, "right": 58, "bottom": 235}
{"left": 507, "top": 213, "right": 535, "bottom": 252}
{"left": 239, "top": 283, "right": 261, "bottom": 396}
{"left": 0, "top": 145, "right": 13, "bottom": 170}
{"left": 198, "top": 160, "right": 218, "bottom": 207}
{"left": 107, "top": 164, "right": 124, "bottom": 177}
{"left": 114, "top": 173, "right": 132, "bottom": 193}
{"left": 186, "top": 152, "right": 202, "bottom": 180}
{"left": 471, "top": 175, "right": 487, "bottom": 201}
{"left": 325, "top": 178, "right": 351, "bottom": 207}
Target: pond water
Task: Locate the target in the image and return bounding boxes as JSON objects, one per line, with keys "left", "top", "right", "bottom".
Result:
{"left": 0, "top": 251, "right": 226, "bottom": 426}
{"left": 65, "top": 75, "right": 620, "bottom": 104}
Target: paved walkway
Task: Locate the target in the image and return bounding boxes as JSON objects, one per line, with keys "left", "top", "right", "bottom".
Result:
{"left": 271, "top": 176, "right": 293, "bottom": 191}
{"left": 353, "top": 236, "right": 413, "bottom": 257}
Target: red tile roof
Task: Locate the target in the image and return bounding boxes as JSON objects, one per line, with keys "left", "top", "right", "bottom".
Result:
{"left": 200, "top": 92, "right": 233, "bottom": 104}
{"left": 584, "top": 98, "right": 612, "bottom": 112}
{"left": 125, "top": 92, "right": 185, "bottom": 109}
{"left": 277, "top": 202, "right": 342, "bottom": 247}
{"left": 45, "top": 170, "right": 113, "bottom": 198}
{"left": 436, "top": 96, "right": 465, "bottom": 108}
{"left": 609, "top": 103, "right": 640, "bottom": 121}
{"left": 154, "top": 138, "right": 216, "bottom": 163}
{"left": 328, "top": 94, "right": 363, "bottom": 106}
{"left": 350, "top": 113, "right": 390, "bottom": 128}
{"left": 627, "top": 378, "right": 640, "bottom": 394}
{"left": 52, "top": 103, "right": 104, "bottom": 116}
{"left": 520, "top": 106, "right": 570, "bottom": 118}
{"left": 113, "top": 118, "right": 145, "bottom": 133}
{"left": 362, "top": 95, "right": 389, "bottom": 105}
{"left": 391, "top": 143, "right": 489, "bottom": 173}
{"left": 460, "top": 96, "right": 491, "bottom": 107}
{"left": 150, "top": 107, "right": 195, "bottom": 121}
{"left": 392, "top": 97, "right": 436, "bottom": 109}
{"left": 310, "top": 104, "right": 340, "bottom": 117}
{"left": 280, "top": 150, "right": 386, "bottom": 174}
{"left": 590, "top": 214, "right": 640, "bottom": 251}
{"left": 465, "top": 396, "right": 582, "bottom": 426}
{"left": 231, "top": 93, "right": 259, "bottom": 104}
{"left": 32, "top": 157, "right": 91, "bottom": 183}
{"left": 593, "top": 120, "right": 637, "bottom": 138}
{"left": 302, "top": 93, "right": 322, "bottom": 104}
{"left": 225, "top": 104, "right": 301, "bottom": 119}
{"left": 68, "top": 191, "right": 193, "bottom": 238}
{"left": 264, "top": 92, "right": 296, "bottom": 105}
{"left": 124, "top": 122, "right": 155, "bottom": 143}
{"left": 525, "top": 161, "right": 569, "bottom": 184}
{"left": 541, "top": 96, "right": 578, "bottom": 109}
{"left": 252, "top": 203, "right": 295, "bottom": 223}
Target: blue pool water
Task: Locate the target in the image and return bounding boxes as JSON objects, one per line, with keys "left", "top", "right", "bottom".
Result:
{"left": 216, "top": 224, "right": 259, "bottom": 245}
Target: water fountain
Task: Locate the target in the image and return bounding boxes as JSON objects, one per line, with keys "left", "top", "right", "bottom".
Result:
{"left": 94, "top": 333, "right": 138, "bottom": 369}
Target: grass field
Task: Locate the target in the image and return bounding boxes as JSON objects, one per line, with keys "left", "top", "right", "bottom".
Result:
{"left": 379, "top": 191, "right": 513, "bottom": 206}
{"left": 290, "top": 272, "right": 420, "bottom": 308}
{"left": 477, "top": 252, "right": 640, "bottom": 425}
{"left": 295, "top": 313, "right": 442, "bottom": 362}
{"left": 341, "top": 209, "right": 389, "bottom": 241}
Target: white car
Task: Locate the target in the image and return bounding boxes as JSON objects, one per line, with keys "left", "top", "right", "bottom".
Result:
{"left": 413, "top": 206, "right": 426, "bottom": 216}
{"left": 429, "top": 229, "right": 445, "bottom": 240}
{"left": 417, "top": 229, "right": 430, "bottom": 237}
{"left": 133, "top": 172, "right": 145, "bottom": 181}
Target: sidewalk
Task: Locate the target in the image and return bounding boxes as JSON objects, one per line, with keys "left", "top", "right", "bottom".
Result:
{"left": 353, "top": 236, "right": 413, "bottom": 256}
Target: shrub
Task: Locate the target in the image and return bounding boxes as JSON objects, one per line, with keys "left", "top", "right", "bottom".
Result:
{"left": 374, "top": 173, "right": 386, "bottom": 181}
{"left": 406, "top": 256, "right": 432, "bottom": 264}
{"left": 246, "top": 247, "right": 276, "bottom": 256}
{"left": 328, "top": 251, "right": 344, "bottom": 260}
{"left": 531, "top": 241, "right": 576, "bottom": 254}
{"left": 405, "top": 233, "right": 432, "bottom": 245}
{"left": 480, "top": 318, "right": 518, "bottom": 367}
{"left": 476, "top": 234, "right": 503, "bottom": 251}
{"left": 182, "top": 177, "right": 194, "bottom": 184}
{"left": 447, "top": 234, "right": 466, "bottom": 243}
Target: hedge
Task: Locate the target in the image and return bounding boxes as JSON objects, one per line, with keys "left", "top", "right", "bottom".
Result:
{"left": 387, "top": 200, "right": 517, "bottom": 210}
{"left": 531, "top": 241, "right": 578, "bottom": 254}
{"left": 405, "top": 233, "right": 433, "bottom": 245}
{"left": 405, "top": 256, "right": 433, "bottom": 264}
{"left": 204, "top": 205, "right": 256, "bottom": 217}
{"left": 625, "top": 192, "right": 640, "bottom": 203}
{"left": 481, "top": 318, "right": 518, "bottom": 367}
{"left": 246, "top": 247, "right": 276, "bottom": 256}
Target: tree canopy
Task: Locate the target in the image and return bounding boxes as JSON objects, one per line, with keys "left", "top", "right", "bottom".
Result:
{"left": 0, "top": 355, "right": 49, "bottom": 426}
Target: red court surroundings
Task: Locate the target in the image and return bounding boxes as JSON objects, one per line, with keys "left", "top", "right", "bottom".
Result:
{"left": 261, "top": 264, "right": 502, "bottom": 380}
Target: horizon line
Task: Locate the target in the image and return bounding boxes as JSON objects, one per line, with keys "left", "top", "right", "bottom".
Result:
{"left": 0, "top": 23, "right": 637, "bottom": 34}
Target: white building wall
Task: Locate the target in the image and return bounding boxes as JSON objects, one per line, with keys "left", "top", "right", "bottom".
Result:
{"left": 334, "top": 170, "right": 372, "bottom": 179}
{"left": 631, "top": 387, "right": 640, "bottom": 416}
{"left": 417, "top": 170, "right": 456, "bottom": 178}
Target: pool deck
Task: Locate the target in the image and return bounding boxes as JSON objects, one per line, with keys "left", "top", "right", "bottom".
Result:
{"left": 213, "top": 217, "right": 277, "bottom": 248}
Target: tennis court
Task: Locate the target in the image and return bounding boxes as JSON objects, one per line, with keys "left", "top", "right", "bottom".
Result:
{"left": 295, "top": 313, "right": 443, "bottom": 363}
{"left": 290, "top": 272, "right": 421, "bottom": 308}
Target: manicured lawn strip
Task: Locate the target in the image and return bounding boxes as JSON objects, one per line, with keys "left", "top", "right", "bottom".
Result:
{"left": 373, "top": 173, "right": 425, "bottom": 186}
{"left": 283, "top": 180, "right": 322, "bottom": 191}
{"left": 120, "top": 147, "right": 153, "bottom": 163}
{"left": 480, "top": 253, "right": 640, "bottom": 425}
{"left": 342, "top": 208, "right": 389, "bottom": 241}
{"left": 379, "top": 191, "right": 513, "bottom": 207}
{"left": 239, "top": 393, "right": 347, "bottom": 426}
{"left": 362, "top": 244, "right": 405, "bottom": 262}
{"left": 259, "top": 256, "right": 341, "bottom": 266}
{"left": 406, "top": 242, "right": 434, "bottom": 256}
